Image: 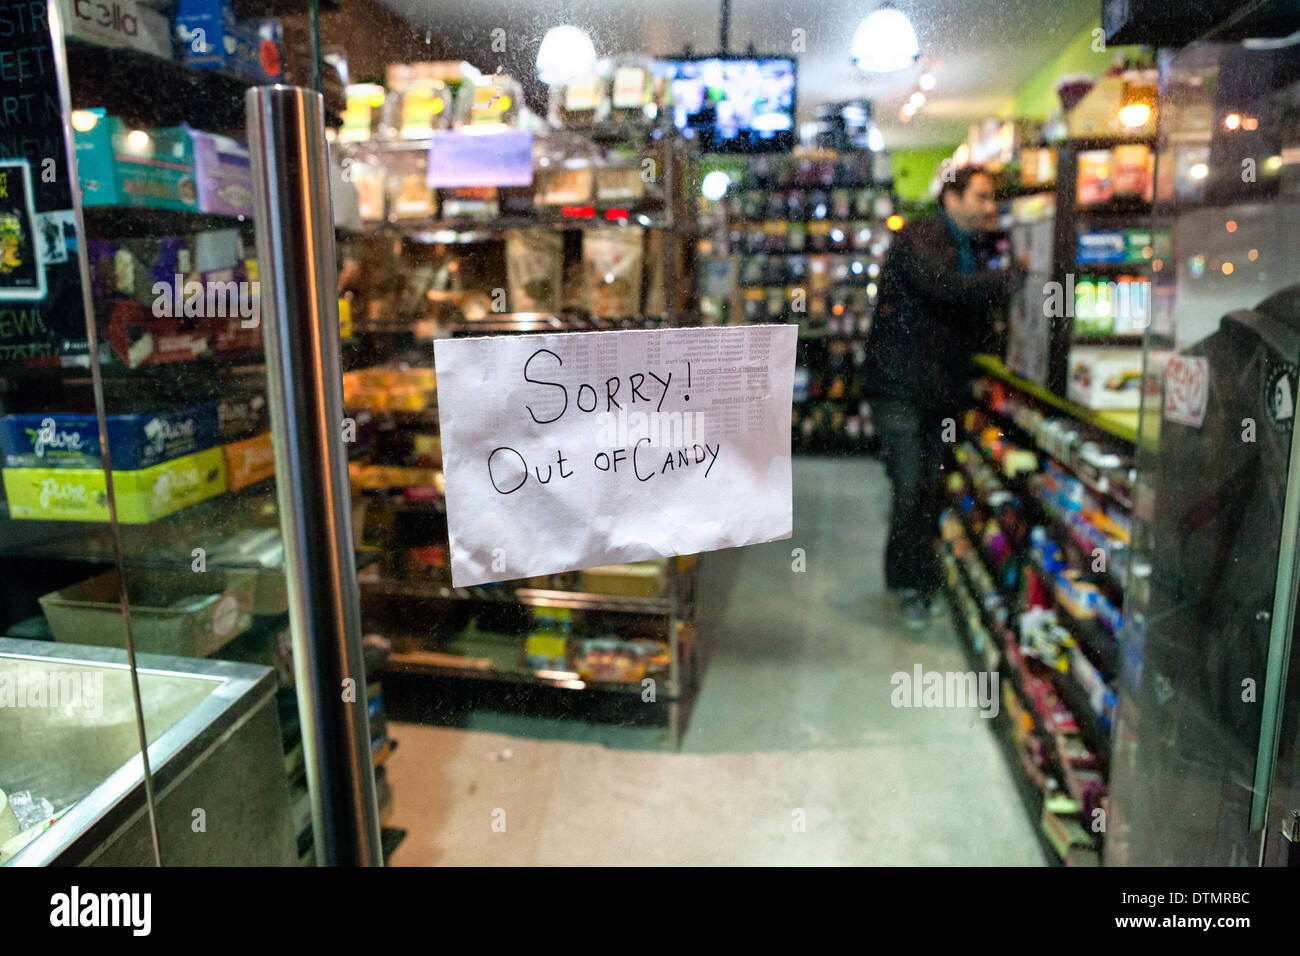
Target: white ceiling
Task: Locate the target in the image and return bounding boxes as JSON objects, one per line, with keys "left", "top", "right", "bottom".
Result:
{"left": 376, "top": 0, "right": 1101, "bottom": 150}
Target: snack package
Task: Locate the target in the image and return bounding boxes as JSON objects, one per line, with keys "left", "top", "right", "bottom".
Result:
{"left": 582, "top": 227, "right": 643, "bottom": 318}
{"left": 1076, "top": 149, "right": 1113, "bottom": 207}
{"left": 505, "top": 229, "right": 563, "bottom": 313}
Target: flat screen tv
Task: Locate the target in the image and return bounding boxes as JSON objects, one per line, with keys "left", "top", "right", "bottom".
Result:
{"left": 657, "top": 56, "right": 797, "bottom": 153}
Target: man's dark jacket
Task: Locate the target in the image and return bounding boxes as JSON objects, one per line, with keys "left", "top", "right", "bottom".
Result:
{"left": 863, "top": 214, "right": 1017, "bottom": 412}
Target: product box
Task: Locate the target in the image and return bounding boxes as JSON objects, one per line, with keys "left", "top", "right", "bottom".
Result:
{"left": 0, "top": 402, "right": 220, "bottom": 470}
{"left": 188, "top": 128, "right": 254, "bottom": 216}
{"left": 1076, "top": 230, "right": 1126, "bottom": 265}
{"left": 75, "top": 112, "right": 199, "bottom": 211}
{"left": 1112, "top": 144, "right": 1153, "bottom": 201}
{"left": 524, "top": 633, "right": 567, "bottom": 671}
{"left": 55, "top": 0, "right": 172, "bottom": 58}
{"left": 534, "top": 168, "right": 593, "bottom": 206}
{"left": 223, "top": 431, "right": 275, "bottom": 490}
{"left": 216, "top": 391, "right": 269, "bottom": 443}
{"left": 579, "top": 560, "right": 667, "bottom": 598}
{"left": 3, "top": 445, "right": 227, "bottom": 523}
{"left": 106, "top": 301, "right": 211, "bottom": 368}
{"left": 174, "top": 0, "right": 284, "bottom": 84}
{"left": 1075, "top": 149, "right": 1113, "bottom": 207}
{"left": 339, "top": 84, "right": 386, "bottom": 142}
{"left": 1067, "top": 347, "right": 1143, "bottom": 410}
{"left": 594, "top": 167, "right": 645, "bottom": 203}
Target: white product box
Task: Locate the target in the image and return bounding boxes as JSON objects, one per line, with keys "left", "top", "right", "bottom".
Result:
{"left": 1067, "top": 347, "right": 1144, "bottom": 410}
{"left": 56, "top": 0, "right": 172, "bottom": 59}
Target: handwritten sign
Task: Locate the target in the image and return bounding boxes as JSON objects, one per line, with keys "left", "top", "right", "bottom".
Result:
{"left": 1164, "top": 355, "right": 1209, "bottom": 428}
{"left": 433, "top": 325, "right": 797, "bottom": 587}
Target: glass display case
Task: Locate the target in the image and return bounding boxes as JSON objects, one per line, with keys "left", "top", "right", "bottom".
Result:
{"left": 0, "top": 0, "right": 365, "bottom": 866}
{"left": 1108, "top": 38, "right": 1300, "bottom": 865}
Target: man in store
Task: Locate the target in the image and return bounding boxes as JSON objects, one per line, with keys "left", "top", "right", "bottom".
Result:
{"left": 863, "top": 165, "right": 1021, "bottom": 630}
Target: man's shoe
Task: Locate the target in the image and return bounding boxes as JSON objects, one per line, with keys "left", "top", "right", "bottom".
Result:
{"left": 901, "top": 595, "right": 930, "bottom": 631}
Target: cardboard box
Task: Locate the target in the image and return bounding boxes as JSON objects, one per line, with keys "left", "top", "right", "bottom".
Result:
{"left": 0, "top": 402, "right": 220, "bottom": 470}
{"left": 3, "top": 445, "right": 227, "bottom": 523}
{"left": 1067, "top": 347, "right": 1143, "bottom": 410}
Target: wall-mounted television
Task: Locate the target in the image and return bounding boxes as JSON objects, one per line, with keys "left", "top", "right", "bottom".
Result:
{"left": 656, "top": 56, "right": 797, "bottom": 153}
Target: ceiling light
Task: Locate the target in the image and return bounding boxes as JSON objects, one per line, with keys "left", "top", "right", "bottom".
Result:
{"left": 536, "top": 25, "right": 596, "bottom": 86}
{"left": 851, "top": 4, "right": 919, "bottom": 74}
{"left": 909, "top": 91, "right": 925, "bottom": 108}
{"left": 701, "top": 170, "right": 730, "bottom": 201}
{"left": 918, "top": 71, "right": 935, "bottom": 91}
{"left": 901, "top": 102, "right": 916, "bottom": 118}
{"left": 1118, "top": 103, "right": 1150, "bottom": 127}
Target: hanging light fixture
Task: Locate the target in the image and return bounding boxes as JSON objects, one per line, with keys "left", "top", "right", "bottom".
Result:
{"left": 536, "top": 25, "right": 597, "bottom": 86}
{"left": 851, "top": 3, "right": 919, "bottom": 74}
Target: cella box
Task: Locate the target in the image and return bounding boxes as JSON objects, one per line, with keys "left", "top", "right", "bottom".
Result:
{"left": 55, "top": 0, "right": 172, "bottom": 59}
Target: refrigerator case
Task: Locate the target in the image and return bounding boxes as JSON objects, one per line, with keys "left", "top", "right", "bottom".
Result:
{"left": 1108, "top": 39, "right": 1300, "bottom": 866}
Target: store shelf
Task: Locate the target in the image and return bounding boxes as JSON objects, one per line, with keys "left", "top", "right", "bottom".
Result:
{"left": 369, "top": 212, "right": 673, "bottom": 243}
{"left": 978, "top": 406, "right": 1134, "bottom": 512}
{"left": 973, "top": 354, "right": 1141, "bottom": 444}
{"left": 358, "top": 568, "right": 676, "bottom": 615}
{"left": 1024, "top": 549, "right": 1121, "bottom": 682}
{"left": 81, "top": 205, "right": 254, "bottom": 239}
{"left": 941, "top": 556, "right": 1063, "bottom": 867}
{"left": 65, "top": 40, "right": 251, "bottom": 134}
{"left": 383, "top": 648, "right": 675, "bottom": 697}
{"left": 1048, "top": 665, "right": 1113, "bottom": 767}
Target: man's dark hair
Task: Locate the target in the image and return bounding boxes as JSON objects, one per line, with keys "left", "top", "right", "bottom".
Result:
{"left": 938, "top": 165, "right": 991, "bottom": 207}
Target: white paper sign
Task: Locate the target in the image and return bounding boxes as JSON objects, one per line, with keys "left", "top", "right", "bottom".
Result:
{"left": 1164, "top": 355, "right": 1209, "bottom": 428}
{"left": 433, "top": 325, "right": 797, "bottom": 587}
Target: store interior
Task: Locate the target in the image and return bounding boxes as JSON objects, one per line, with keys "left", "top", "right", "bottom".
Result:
{"left": 3, "top": 0, "right": 1300, "bottom": 867}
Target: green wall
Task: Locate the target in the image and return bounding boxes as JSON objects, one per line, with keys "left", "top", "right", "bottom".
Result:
{"left": 997, "top": 17, "right": 1145, "bottom": 120}
{"left": 892, "top": 147, "right": 953, "bottom": 203}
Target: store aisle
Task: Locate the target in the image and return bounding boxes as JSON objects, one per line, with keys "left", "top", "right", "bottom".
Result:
{"left": 385, "top": 457, "right": 1044, "bottom": 865}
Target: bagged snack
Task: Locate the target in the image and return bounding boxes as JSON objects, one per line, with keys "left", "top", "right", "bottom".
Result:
{"left": 583, "top": 227, "right": 643, "bottom": 318}
{"left": 506, "top": 229, "right": 564, "bottom": 313}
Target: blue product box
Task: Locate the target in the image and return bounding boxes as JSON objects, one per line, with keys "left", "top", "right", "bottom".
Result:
{"left": 0, "top": 403, "right": 221, "bottom": 470}
{"left": 1077, "top": 230, "right": 1126, "bottom": 264}
{"left": 174, "top": 0, "right": 284, "bottom": 84}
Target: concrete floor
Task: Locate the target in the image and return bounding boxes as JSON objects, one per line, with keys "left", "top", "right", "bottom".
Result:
{"left": 384, "top": 456, "right": 1045, "bottom": 865}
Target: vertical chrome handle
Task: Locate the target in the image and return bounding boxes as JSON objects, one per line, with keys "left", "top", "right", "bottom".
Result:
{"left": 247, "top": 85, "right": 382, "bottom": 867}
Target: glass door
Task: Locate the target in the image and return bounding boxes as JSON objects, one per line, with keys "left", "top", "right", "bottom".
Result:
{"left": 1108, "top": 38, "right": 1300, "bottom": 866}
{"left": 0, "top": 0, "right": 374, "bottom": 867}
